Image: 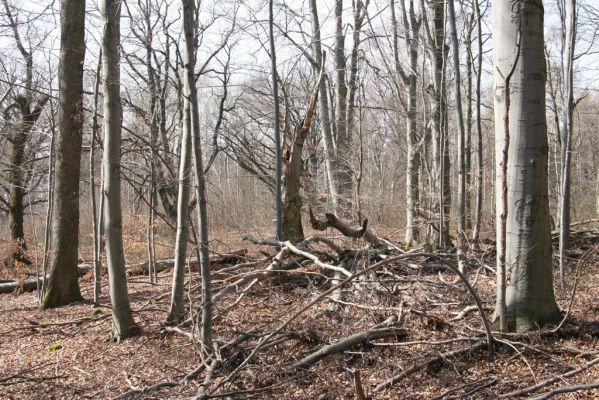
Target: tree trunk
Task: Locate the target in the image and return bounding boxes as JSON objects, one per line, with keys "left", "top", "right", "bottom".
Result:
{"left": 281, "top": 73, "right": 323, "bottom": 242}
{"left": 395, "top": 0, "right": 421, "bottom": 246}
{"left": 40, "top": 0, "right": 86, "bottom": 309}
{"left": 181, "top": 0, "right": 212, "bottom": 349}
{"left": 558, "top": 0, "right": 576, "bottom": 287}
{"left": 309, "top": 0, "right": 342, "bottom": 212}
{"left": 334, "top": 0, "right": 354, "bottom": 216}
{"left": 269, "top": 0, "right": 283, "bottom": 240}
{"left": 101, "top": 0, "right": 139, "bottom": 341}
{"left": 423, "top": 0, "right": 450, "bottom": 248}
{"left": 447, "top": 0, "right": 466, "bottom": 272}
{"left": 166, "top": 107, "right": 193, "bottom": 324}
{"left": 91, "top": 51, "right": 102, "bottom": 304}
{"left": 492, "top": 0, "right": 560, "bottom": 332}
{"left": 472, "top": 0, "right": 485, "bottom": 243}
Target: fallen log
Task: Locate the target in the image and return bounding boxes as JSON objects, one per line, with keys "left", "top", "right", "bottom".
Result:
{"left": 309, "top": 208, "right": 383, "bottom": 248}
{"left": 290, "top": 327, "right": 408, "bottom": 370}
{"left": 0, "top": 250, "right": 247, "bottom": 294}
{"left": 126, "top": 249, "right": 247, "bottom": 276}
{"left": 0, "top": 265, "right": 92, "bottom": 294}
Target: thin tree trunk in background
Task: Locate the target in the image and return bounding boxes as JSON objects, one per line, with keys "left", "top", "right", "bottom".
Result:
{"left": 269, "top": 0, "right": 282, "bottom": 241}
{"left": 181, "top": 0, "right": 212, "bottom": 349}
{"left": 309, "top": 0, "right": 341, "bottom": 212}
{"left": 447, "top": 0, "right": 466, "bottom": 272}
{"left": 166, "top": 106, "right": 192, "bottom": 324}
{"left": 472, "top": 0, "right": 484, "bottom": 243}
{"left": 101, "top": 0, "right": 139, "bottom": 341}
{"left": 423, "top": 0, "right": 450, "bottom": 248}
{"left": 559, "top": 0, "right": 576, "bottom": 288}
{"left": 41, "top": 99, "right": 56, "bottom": 299}
{"left": 91, "top": 49, "right": 102, "bottom": 304}
{"left": 596, "top": 163, "right": 599, "bottom": 222}
{"left": 465, "top": 12, "right": 474, "bottom": 231}
{"left": 40, "top": 0, "right": 85, "bottom": 309}
{"left": 492, "top": 0, "right": 560, "bottom": 332}
{"left": 334, "top": 0, "right": 354, "bottom": 216}
{"left": 394, "top": 0, "right": 421, "bottom": 246}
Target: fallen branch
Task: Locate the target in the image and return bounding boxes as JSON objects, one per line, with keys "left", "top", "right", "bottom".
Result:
{"left": 111, "top": 381, "right": 177, "bottom": 400}
{"left": 309, "top": 208, "right": 383, "bottom": 248}
{"left": 290, "top": 327, "right": 407, "bottom": 370}
{"left": 372, "top": 342, "right": 486, "bottom": 393}
{"left": 528, "top": 382, "right": 599, "bottom": 400}
{"left": 551, "top": 218, "right": 599, "bottom": 236}
{"left": 284, "top": 241, "right": 352, "bottom": 277}
{"left": 493, "top": 356, "right": 599, "bottom": 399}
{"left": 0, "top": 265, "right": 91, "bottom": 294}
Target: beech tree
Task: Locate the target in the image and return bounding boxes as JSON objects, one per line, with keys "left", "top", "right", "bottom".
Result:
{"left": 101, "top": 0, "right": 139, "bottom": 341}
{"left": 492, "top": 0, "right": 561, "bottom": 331}
{"left": 40, "top": 0, "right": 86, "bottom": 309}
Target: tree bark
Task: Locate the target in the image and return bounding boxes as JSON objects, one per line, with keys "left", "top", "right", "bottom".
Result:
{"left": 40, "top": 0, "right": 86, "bottom": 309}
{"left": 101, "top": 0, "right": 140, "bottom": 341}
{"left": 309, "top": 0, "right": 342, "bottom": 212}
{"left": 558, "top": 0, "right": 576, "bottom": 287}
{"left": 492, "top": 0, "right": 560, "bottom": 332}
{"left": 181, "top": 0, "right": 212, "bottom": 349}
{"left": 280, "top": 73, "right": 323, "bottom": 242}
{"left": 472, "top": 0, "right": 485, "bottom": 243}
{"left": 447, "top": 0, "right": 467, "bottom": 272}
{"left": 91, "top": 49, "right": 102, "bottom": 304}
{"left": 166, "top": 105, "right": 193, "bottom": 324}
{"left": 423, "top": 0, "right": 450, "bottom": 248}
{"left": 269, "top": 0, "right": 283, "bottom": 240}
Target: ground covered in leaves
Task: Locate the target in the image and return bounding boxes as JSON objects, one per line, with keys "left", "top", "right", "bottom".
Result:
{"left": 1, "top": 231, "right": 598, "bottom": 399}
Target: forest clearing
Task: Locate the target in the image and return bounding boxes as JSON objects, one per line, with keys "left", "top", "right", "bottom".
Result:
{"left": 1, "top": 0, "right": 599, "bottom": 398}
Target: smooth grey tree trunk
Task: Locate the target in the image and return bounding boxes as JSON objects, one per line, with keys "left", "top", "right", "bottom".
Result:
{"left": 334, "top": 0, "right": 354, "bottom": 215}
{"left": 309, "top": 0, "right": 342, "bottom": 212}
{"left": 181, "top": 0, "right": 212, "bottom": 349}
{"left": 447, "top": 0, "right": 466, "bottom": 272}
{"left": 492, "top": 0, "right": 560, "bottom": 332}
{"left": 422, "top": 0, "right": 450, "bottom": 248}
{"left": 91, "top": 50, "right": 102, "bottom": 304}
{"left": 558, "top": 0, "right": 576, "bottom": 287}
{"left": 40, "top": 0, "right": 85, "bottom": 309}
{"left": 41, "top": 101, "right": 56, "bottom": 299}
{"left": 472, "top": 0, "right": 485, "bottom": 243}
{"left": 166, "top": 107, "right": 193, "bottom": 324}
{"left": 101, "top": 0, "right": 139, "bottom": 341}
{"left": 394, "top": 0, "right": 421, "bottom": 245}
{"left": 269, "top": 0, "right": 283, "bottom": 240}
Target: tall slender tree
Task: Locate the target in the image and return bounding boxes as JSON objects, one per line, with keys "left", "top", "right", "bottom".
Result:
{"left": 558, "top": 0, "right": 577, "bottom": 286}
{"left": 492, "top": 0, "right": 561, "bottom": 332}
{"left": 181, "top": 0, "right": 212, "bottom": 349}
{"left": 269, "top": 0, "right": 282, "bottom": 240}
{"left": 447, "top": 0, "right": 467, "bottom": 271}
{"left": 40, "top": 0, "right": 86, "bottom": 309}
{"left": 101, "top": 0, "right": 139, "bottom": 341}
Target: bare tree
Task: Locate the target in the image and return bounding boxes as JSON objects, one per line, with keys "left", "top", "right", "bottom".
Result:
{"left": 40, "top": 0, "right": 86, "bottom": 309}
{"left": 101, "top": 0, "right": 140, "bottom": 341}
{"left": 181, "top": 0, "right": 212, "bottom": 349}
{"left": 1, "top": 0, "right": 49, "bottom": 261}
{"left": 558, "top": 0, "right": 577, "bottom": 286}
{"left": 447, "top": 0, "right": 467, "bottom": 271}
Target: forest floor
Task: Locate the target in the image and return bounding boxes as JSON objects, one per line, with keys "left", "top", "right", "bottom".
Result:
{"left": 0, "top": 228, "right": 598, "bottom": 399}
